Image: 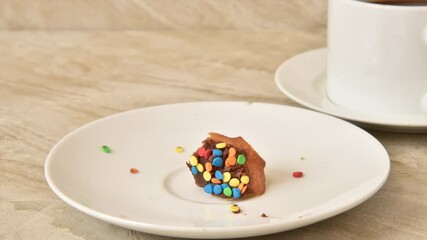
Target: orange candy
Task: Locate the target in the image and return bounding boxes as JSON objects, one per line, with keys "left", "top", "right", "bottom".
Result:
{"left": 205, "top": 162, "right": 213, "bottom": 172}
{"left": 211, "top": 178, "right": 221, "bottom": 184}
{"left": 241, "top": 185, "right": 248, "bottom": 194}
{"left": 226, "top": 156, "right": 236, "bottom": 166}
{"left": 228, "top": 147, "right": 236, "bottom": 157}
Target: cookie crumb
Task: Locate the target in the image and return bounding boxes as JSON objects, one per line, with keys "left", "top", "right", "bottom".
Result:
{"left": 261, "top": 213, "right": 268, "bottom": 217}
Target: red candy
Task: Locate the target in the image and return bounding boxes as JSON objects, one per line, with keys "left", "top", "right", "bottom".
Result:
{"left": 203, "top": 149, "right": 212, "bottom": 159}
{"left": 293, "top": 171, "right": 303, "bottom": 178}
{"left": 197, "top": 147, "right": 206, "bottom": 157}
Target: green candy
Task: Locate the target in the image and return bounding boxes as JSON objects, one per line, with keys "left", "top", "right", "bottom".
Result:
{"left": 223, "top": 187, "right": 232, "bottom": 197}
{"left": 237, "top": 154, "right": 246, "bottom": 165}
{"left": 101, "top": 145, "right": 111, "bottom": 153}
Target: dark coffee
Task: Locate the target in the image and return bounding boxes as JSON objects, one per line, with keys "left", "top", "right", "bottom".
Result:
{"left": 363, "top": 0, "right": 427, "bottom": 5}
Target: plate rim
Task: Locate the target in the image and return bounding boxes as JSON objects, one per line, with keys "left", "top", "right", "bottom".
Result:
{"left": 274, "top": 48, "right": 427, "bottom": 129}
{"left": 44, "top": 101, "right": 391, "bottom": 238}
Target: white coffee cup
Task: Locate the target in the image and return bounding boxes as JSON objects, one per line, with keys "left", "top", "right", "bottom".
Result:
{"left": 327, "top": 0, "right": 427, "bottom": 119}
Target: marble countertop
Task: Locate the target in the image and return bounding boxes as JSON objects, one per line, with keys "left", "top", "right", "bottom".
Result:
{"left": 1, "top": 29, "right": 426, "bottom": 240}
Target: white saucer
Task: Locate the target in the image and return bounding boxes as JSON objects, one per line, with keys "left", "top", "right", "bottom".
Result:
{"left": 274, "top": 48, "right": 427, "bottom": 132}
{"left": 45, "top": 102, "right": 390, "bottom": 239}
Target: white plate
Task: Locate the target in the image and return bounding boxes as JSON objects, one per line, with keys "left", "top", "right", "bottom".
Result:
{"left": 45, "top": 102, "right": 390, "bottom": 239}
{"left": 275, "top": 48, "right": 427, "bottom": 132}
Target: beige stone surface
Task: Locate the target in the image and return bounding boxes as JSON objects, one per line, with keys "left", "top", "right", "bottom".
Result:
{"left": 0, "top": 0, "right": 326, "bottom": 30}
{"left": 0, "top": 5, "right": 426, "bottom": 239}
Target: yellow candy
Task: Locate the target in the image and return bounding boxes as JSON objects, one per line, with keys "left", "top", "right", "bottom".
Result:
{"left": 216, "top": 142, "right": 226, "bottom": 149}
{"left": 223, "top": 172, "right": 231, "bottom": 182}
{"left": 196, "top": 163, "right": 204, "bottom": 172}
{"left": 203, "top": 171, "right": 212, "bottom": 181}
{"left": 229, "top": 178, "right": 240, "bottom": 187}
{"left": 175, "top": 146, "right": 184, "bottom": 153}
{"left": 229, "top": 204, "right": 240, "bottom": 213}
{"left": 240, "top": 175, "right": 250, "bottom": 184}
{"left": 189, "top": 155, "right": 198, "bottom": 166}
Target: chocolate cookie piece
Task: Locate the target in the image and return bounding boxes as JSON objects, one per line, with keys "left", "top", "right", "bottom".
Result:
{"left": 186, "top": 132, "right": 266, "bottom": 199}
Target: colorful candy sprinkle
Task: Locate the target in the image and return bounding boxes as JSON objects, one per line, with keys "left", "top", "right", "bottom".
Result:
{"left": 228, "top": 147, "right": 236, "bottom": 157}
{"left": 232, "top": 188, "right": 241, "bottom": 198}
{"left": 191, "top": 166, "right": 198, "bottom": 175}
{"left": 240, "top": 175, "right": 250, "bottom": 184}
{"left": 101, "top": 145, "right": 111, "bottom": 153}
{"left": 204, "top": 183, "right": 213, "bottom": 194}
{"left": 237, "top": 154, "right": 246, "bottom": 165}
{"left": 216, "top": 142, "right": 227, "bottom": 149}
{"left": 212, "top": 157, "right": 223, "bottom": 167}
{"left": 213, "top": 185, "right": 222, "bottom": 195}
{"left": 223, "top": 172, "right": 231, "bottom": 182}
{"left": 130, "top": 168, "right": 139, "bottom": 174}
{"left": 203, "top": 171, "right": 212, "bottom": 181}
{"left": 229, "top": 204, "right": 240, "bottom": 213}
{"left": 241, "top": 185, "right": 248, "bottom": 194}
{"left": 229, "top": 178, "right": 240, "bottom": 188}
{"left": 225, "top": 156, "right": 236, "bottom": 166}
{"left": 225, "top": 161, "right": 231, "bottom": 168}
{"left": 212, "top": 149, "right": 222, "bottom": 157}
{"left": 196, "top": 163, "right": 204, "bottom": 172}
{"left": 197, "top": 147, "right": 206, "bottom": 157}
{"left": 205, "top": 162, "right": 213, "bottom": 172}
{"left": 293, "top": 171, "right": 304, "bottom": 178}
{"left": 221, "top": 183, "right": 229, "bottom": 189}
{"left": 175, "top": 146, "right": 184, "bottom": 153}
{"left": 223, "top": 187, "right": 232, "bottom": 197}
{"left": 189, "top": 155, "right": 198, "bottom": 166}
{"left": 215, "top": 170, "right": 223, "bottom": 180}
{"left": 204, "top": 149, "right": 212, "bottom": 159}
{"left": 211, "top": 178, "right": 221, "bottom": 184}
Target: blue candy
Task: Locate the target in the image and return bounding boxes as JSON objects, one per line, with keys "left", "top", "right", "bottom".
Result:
{"left": 221, "top": 183, "right": 229, "bottom": 189}
{"left": 215, "top": 170, "right": 223, "bottom": 180}
{"left": 191, "top": 166, "right": 198, "bottom": 175}
{"left": 212, "top": 149, "right": 223, "bottom": 157}
{"left": 232, "top": 188, "right": 241, "bottom": 199}
{"left": 213, "top": 184, "right": 222, "bottom": 195}
{"left": 212, "top": 157, "right": 223, "bottom": 167}
{"left": 204, "top": 183, "right": 213, "bottom": 194}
